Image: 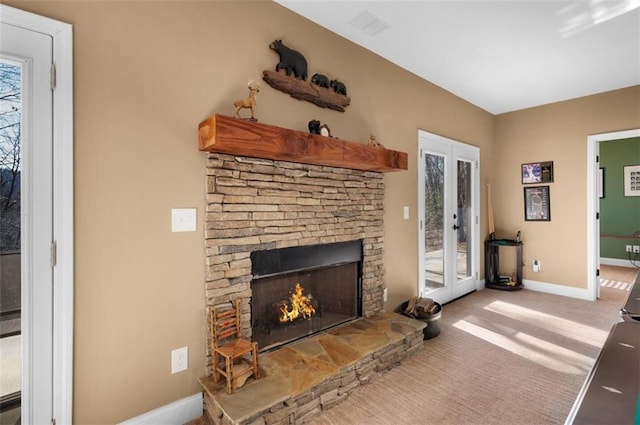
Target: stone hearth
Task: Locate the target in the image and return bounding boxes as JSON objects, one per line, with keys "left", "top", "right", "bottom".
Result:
{"left": 200, "top": 312, "right": 426, "bottom": 425}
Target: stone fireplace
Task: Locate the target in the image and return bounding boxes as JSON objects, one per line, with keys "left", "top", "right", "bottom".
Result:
{"left": 199, "top": 120, "right": 423, "bottom": 425}
{"left": 204, "top": 152, "right": 385, "bottom": 369}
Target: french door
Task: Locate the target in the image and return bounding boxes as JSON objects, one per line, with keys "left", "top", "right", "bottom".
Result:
{"left": 1, "top": 6, "right": 73, "bottom": 424}
{"left": 1, "top": 20, "right": 54, "bottom": 424}
{"left": 418, "top": 131, "right": 479, "bottom": 304}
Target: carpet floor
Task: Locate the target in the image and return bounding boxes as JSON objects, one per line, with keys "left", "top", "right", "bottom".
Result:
{"left": 306, "top": 286, "right": 627, "bottom": 425}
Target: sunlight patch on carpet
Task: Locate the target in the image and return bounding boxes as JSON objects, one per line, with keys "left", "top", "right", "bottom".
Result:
{"left": 599, "top": 278, "right": 633, "bottom": 291}
{"left": 453, "top": 319, "right": 594, "bottom": 374}
{"left": 483, "top": 300, "right": 609, "bottom": 347}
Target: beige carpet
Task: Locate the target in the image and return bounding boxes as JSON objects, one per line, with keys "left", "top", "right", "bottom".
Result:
{"left": 307, "top": 288, "right": 626, "bottom": 425}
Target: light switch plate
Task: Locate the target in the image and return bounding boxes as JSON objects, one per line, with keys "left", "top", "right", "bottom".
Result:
{"left": 403, "top": 206, "right": 410, "bottom": 220}
{"left": 172, "top": 208, "right": 196, "bottom": 232}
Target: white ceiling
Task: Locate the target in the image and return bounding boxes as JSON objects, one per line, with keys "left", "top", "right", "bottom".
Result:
{"left": 275, "top": 0, "right": 640, "bottom": 114}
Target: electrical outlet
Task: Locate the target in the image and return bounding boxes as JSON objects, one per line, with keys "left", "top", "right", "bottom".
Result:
{"left": 171, "top": 346, "right": 188, "bottom": 374}
{"left": 626, "top": 245, "right": 633, "bottom": 253}
{"left": 532, "top": 260, "right": 540, "bottom": 272}
{"left": 633, "top": 245, "right": 640, "bottom": 253}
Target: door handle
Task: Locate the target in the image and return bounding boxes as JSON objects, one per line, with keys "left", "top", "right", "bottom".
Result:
{"left": 453, "top": 224, "right": 460, "bottom": 230}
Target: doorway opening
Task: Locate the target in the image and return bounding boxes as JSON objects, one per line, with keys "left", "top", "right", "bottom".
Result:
{"left": 587, "top": 129, "right": 640, "bottom": 301}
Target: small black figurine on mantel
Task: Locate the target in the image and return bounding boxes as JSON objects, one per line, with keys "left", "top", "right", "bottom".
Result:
{"left": 308, "top": 120, "right": 332, "bottom": 137}
{"left": 308, "top": 119, "right": 321, "bottom": 135}
{"left": 233, "top": 80, "right": 260, "bottom": 121}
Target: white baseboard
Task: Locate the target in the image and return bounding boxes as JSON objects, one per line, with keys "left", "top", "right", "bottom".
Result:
{"left": 523, "top": 279, "right": 594, "bottom": 301}
{"left": 600, "top": 257, "right": 637, "bottom": 268}
{"left": 118, "top": 392, "right": 203, "bottom": 425}
{"left": 480, "top": 278, "right": 593, "bottom": 301}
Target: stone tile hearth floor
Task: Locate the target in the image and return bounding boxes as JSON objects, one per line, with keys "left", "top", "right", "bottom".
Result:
{"left": 199, "top": 312, "right": 425, "bottom": 423}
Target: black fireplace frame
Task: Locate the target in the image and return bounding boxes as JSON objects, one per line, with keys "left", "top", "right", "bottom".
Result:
{"left": 250, "top": 239, "right": 364, "bottom": 350}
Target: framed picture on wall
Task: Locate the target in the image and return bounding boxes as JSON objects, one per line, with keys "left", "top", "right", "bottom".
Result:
{"left": 522, "top": 161, "right": 554, "bottom": 184}
{"left": 599, "top": 168, "right": 605, "bottom": 198}
{"left": 524, "top": 186, "right": 551, "bottom": 221}
{"left": 624, "top": 164, "right": 640, "bottom": 197}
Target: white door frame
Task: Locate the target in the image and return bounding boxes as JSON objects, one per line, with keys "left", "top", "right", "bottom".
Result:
{"left": 0, "top": 5, "right": 73, "bottom": 424}
{"left": 418, "top": 130, "right": 480, "bottom": 304}
{"left": 587, "top": 128, "right": 640, "bottom": 301}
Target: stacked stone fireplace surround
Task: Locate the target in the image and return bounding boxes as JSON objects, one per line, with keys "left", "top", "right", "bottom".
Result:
{"left": 203, "top": 153, "right": 424, "bottom": 424}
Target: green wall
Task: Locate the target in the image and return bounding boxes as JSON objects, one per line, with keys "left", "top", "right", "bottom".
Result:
{"left": 600, "top": 137, "right": 640, "bottom": 259}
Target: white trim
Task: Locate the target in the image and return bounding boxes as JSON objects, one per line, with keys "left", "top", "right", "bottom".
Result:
{"left": 0, "top": 5, "right": 74, "bottom": 424}
{"left": 587, "top": 129, "right": 640, "bottom": 302}
{"left": 523, "top": 279, "right": 593, "bottom": 301}
{"left": 51, "top": 16, "right": 74, "bottom": 425}
{"left": 117, "top": 393, "right": 204, "bottom": 425}
{"left": 600, "top": 257, "right": 639, "bottom": 268}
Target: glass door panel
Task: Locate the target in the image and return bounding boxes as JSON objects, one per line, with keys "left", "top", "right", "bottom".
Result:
{"left": 1, "top": 20, "right": 56, "bottom": 423}
{"left": 424, "top": 153, "right": 445, "bottom": 291}
{"left": 456, "top": 160, "right": 472, "bottom": 281}
{"left": 0, "top": 60, "right": 22, "bottom": 412}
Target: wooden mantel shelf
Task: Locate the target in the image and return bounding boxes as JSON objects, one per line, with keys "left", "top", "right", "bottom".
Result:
{"left": 198, "top": 115, "right": 408, "bottom": 173}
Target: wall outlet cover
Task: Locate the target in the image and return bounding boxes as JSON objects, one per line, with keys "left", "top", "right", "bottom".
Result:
{"left": 633, "top": 245, "right": 640, "bottom": 253}
{"left": 171, "top": 346, "right": 188, "bottom": 374}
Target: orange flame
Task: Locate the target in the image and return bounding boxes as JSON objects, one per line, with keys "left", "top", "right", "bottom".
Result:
{"left": 279, "top": 283, "right": 315, "bottom": 323}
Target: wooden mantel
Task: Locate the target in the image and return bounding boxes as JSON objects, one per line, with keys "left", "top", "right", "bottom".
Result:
{"left": 198, "top": 115, "right": 408, "bottom": 172}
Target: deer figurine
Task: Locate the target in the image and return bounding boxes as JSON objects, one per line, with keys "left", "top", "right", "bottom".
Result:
{"left": 233, "top": 80, "right": 260, "bottom": 121}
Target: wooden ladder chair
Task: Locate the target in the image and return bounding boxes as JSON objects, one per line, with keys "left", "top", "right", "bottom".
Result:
{"left": 209, "top": 299, "right": 259, "bottom": 394}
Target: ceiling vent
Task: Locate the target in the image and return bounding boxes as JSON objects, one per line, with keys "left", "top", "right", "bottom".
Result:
{"left": 348, "top": 10, "right": 390, "bottom": 36}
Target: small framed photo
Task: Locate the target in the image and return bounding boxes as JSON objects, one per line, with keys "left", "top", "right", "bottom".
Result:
{"left": 624, "top": 165, "right": 640, "bottom": 197}
{"left": 524, "top": 186, "right": 551, "bottom": 221}
{"left": 599, "top": 168, "right": 605, "bottom": 199}
{"left": 522, "top": 161, "right": 554, "bottom": 184}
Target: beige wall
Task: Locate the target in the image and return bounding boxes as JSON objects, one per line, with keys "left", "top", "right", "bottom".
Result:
{"left": 4, "top": 1, "right": 493, "bottom": 423}
{"left": 493, "top": 86, "right": 640, "bottom": 289}
{"left": 3, "top": 1, "right": 638, "bottom": 423}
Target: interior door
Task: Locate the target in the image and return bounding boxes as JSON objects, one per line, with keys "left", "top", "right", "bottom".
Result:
{"left": 418, "top": 131, "right": 479, "bottom": 304}
{"left": 0, "top": 22, "right": 54, "bottom": 424}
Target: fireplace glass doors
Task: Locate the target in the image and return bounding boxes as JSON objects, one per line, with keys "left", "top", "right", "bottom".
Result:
{"left": 250, "top": 240, "right": 362, "bottom": 352}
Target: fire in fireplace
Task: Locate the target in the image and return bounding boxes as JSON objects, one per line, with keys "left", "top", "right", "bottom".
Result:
{"left": 250, "top": 240, "right": 363, "bottom": 352}
{"left": 278, "top": 282, "right": 316, "bottom": 323}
